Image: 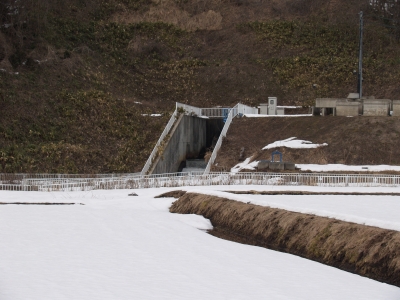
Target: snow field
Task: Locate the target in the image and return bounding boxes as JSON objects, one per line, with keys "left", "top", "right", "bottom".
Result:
{"left": 0, "top": 187, "right": 399, "bottom": 299}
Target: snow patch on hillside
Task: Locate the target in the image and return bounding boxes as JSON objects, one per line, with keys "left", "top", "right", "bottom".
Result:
{"left": 263, "top": 137, "right": 328, "bottom": 149}
{"left": 230, "top": 157, "right": 258, "bottom": 173}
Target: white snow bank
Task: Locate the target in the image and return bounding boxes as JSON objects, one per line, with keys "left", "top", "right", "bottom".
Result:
{"left": 243, "top": 194, "right": 400, "bottom": 232}
{"left": 244, "top": 114, "right": 312, "bottom": 117}
{"left": 141, "top": 114, "right": 162, "bottom": 117}
{"left": 263, "top": 137, "right": 328, "bottom": 149}
{"left": 277, "top": 106, "right": 303, "bottom": 109}
{"left": 230, "top": 157, "right": 258, "bottom": 173}
{"left": 185, "top": 188, "right": 400, "bottom": 231}
{"left": 296, "top": 164, "right": 400, "bottom": 172}
{"left": 0, "top": 188, "right": 399, "bottom": 299}
{"left": 172, "top": 213, "right": 213, "bottom": 230}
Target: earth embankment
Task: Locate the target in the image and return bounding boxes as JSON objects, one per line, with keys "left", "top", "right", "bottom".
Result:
{"left": 214, "top": 116, "right": 400, "bottom": 172}
{"left": 170, "top": 192, "right": 400, "bottom": 287}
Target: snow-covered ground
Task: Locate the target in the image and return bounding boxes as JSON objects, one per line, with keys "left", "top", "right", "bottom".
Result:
{"left": 263, "top": 137, "right": 328, "bottom": 149}
{"left": 1, "top": 186, "right": 399, "bottom": 299}
{"left": 186, "top": 185, "right": 400, "bottom": 231}
{"left": 296, "top": 164, "right": 400, "bottom": 172}
{"left": 244, "top": 114, "right": 312, "bottom": 117}
{"left": 230, "top": 135, "right": 400, "bottom": 173}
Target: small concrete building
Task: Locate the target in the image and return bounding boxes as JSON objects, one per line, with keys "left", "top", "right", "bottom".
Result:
{"left": 258, "top": 97, "right": 284, "bottom": 115}
{"left": 315, "top": 94, "right": 394, "bottom": 117}
{"left": 268, "top": 97, "right": 277, "bottom": 115}
{"left": 258, "top": 103, "right": 268, "bottom": 114}
{"left": 276, "top": 107, "right": 285, "bottom": 115}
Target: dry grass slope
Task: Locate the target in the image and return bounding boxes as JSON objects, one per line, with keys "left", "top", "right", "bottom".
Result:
{"left": 214, "top": 116, "right": 400, "bottom": 172}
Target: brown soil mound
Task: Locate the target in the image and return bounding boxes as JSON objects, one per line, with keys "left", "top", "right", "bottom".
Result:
{"left": 213, "top": 116, "right": 400, "bottom": 172}
{"left": 155, "top": 190, "right": 187, "bottom": 198}
{"left": 170, "top": 193, "right": 400, "bottom": 287}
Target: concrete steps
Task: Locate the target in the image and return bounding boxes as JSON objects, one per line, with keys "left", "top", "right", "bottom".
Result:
{"left": 182, "top": 159, "right": 207, "bottom": 173}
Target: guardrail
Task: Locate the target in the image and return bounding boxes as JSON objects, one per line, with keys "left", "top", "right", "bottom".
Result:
{"left": 2, "top": 172, "right": 400, "bottom": 192}
{"left": 176, "top": 102, "right": 202, "bottom": 116}
{"left": 201, "top": 108, "right": 232, "bottom": 118}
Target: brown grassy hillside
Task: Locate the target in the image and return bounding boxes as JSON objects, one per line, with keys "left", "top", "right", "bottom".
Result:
{"left": 1, "top": 0, "right": 400, "bottom": 172}
{"left": 213, "top": 116, "right": 400, "bottom": 171}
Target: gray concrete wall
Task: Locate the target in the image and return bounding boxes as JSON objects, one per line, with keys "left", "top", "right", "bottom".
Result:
{"left": 393, "top": 100, "right": 400, "bottom": 116}
{"left": 336, "top": 101, "right": 361, "bottom": 116}
{"left": 259, "top": 104, "right": 268, "bottom": 114}
{"left": 363, "top": 100, "right": 390, "bottom": 116}
{"left": 315, "top": 98, "right": 342, "bottom": 108}
{"left": 151, "top": 115, "right": 207, "bottom": 174}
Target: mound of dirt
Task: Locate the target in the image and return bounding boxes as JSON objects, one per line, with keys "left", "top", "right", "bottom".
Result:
{"left": 170, "top": 192, "right": 400, "bottom": 287}
{"left": 155, "top": 190, "right": 186, "bottom": 198}
{"left": 213, "top": 116, "right": 400, "bottom": 172}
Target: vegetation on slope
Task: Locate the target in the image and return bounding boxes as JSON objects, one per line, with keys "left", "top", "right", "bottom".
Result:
{"left": 214, "top": 116, "right": 400, "bottom": 172}
{"left": 0, "top": 0, "right": 399, "bottom": 172}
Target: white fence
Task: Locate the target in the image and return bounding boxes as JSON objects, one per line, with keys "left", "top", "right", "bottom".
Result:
{"left": 2, "top": 172, "right": 400, "bottom": 192}
{"left": 237, "top": 103, "right": 258, "bottom": 115}
{"left": 176, "top": 102, "right": 202, "bottom": 116}
{"left": 201, "top": 108, "right": 231, "bottom": 118}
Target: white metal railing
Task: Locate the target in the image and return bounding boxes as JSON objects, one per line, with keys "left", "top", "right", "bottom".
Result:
{"left": 201, "top": 108, "right": 232, "bottom": 118}
{"left": 176, "top": 102, "right": 202, "bottom": 116}
{"left": 237, "top": 103, "right": 258, "bottom": 115}
{"left": 1, "top": 172, "right": 400, "bottom": 192}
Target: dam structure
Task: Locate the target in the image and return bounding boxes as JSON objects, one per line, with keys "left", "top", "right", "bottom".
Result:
{"left": 141, "top": 102, "right": 258, "bottom": 175}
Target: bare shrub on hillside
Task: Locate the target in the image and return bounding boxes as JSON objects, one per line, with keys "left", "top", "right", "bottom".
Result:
{"left": 370, "top": 0, "right": 400, "bottom": 39}
{"left": 112, "top": 0, "right": 222, "bottom": 31}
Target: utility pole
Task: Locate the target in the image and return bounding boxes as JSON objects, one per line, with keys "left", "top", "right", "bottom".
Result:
{"left": 358, "top": 11, "right": 363, "bottom": 99}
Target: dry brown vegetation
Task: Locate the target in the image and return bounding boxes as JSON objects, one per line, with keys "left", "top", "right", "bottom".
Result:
{"left": 170, "top": 192, "right": 400, "bottom": 287}
{"left": 213, "top": 116, "right": 400, "bottom": 172}
{"left": 1, "top": 0, "right": 400, "bottom": 172}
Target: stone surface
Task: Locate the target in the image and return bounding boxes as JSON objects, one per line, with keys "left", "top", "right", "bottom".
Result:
{"left": 257, "top": 160, "right": 270, "bottom": 170}
{"left": 363, "top": 99, "right": 390, "bottom": 116}
{"left": 269, "top": 162, "right": 285, "bottom": 170}
{"left": 392, "top": 100, "right": 400, "bottom": 116}
{"left": 284, "top": 162, "right": 296, "bottom": 170}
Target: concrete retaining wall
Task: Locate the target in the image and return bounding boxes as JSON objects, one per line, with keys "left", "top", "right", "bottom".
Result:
{"left": 315, "top": 98, "right": 340, "bottom": 108}
{"left": 151, "top": 115, "right": 207, "bottom": 174}
{"left": 393, "top": 100, "right": 400, "bottom": 116}
{"left": 363, "top": 100, "right": 390, "bottom": 116}
{"left": 336, "top": 101, "right": 361, "bottom": 116}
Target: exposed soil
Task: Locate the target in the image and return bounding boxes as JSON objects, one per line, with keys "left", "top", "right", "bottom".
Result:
{"left": 155, "top": 190, "right": 187, "bottom": 198}
{"left": 1, "top": 0, "right": 400, "bottom": 173}
{"left": 225, "top": 190, "right": 400, "bottom": 196}
{"left": 170, "top": 192, "right": 400, "bottom": 287}
{"left": 213, "top": 116, "right": 400, "bottom": 172}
